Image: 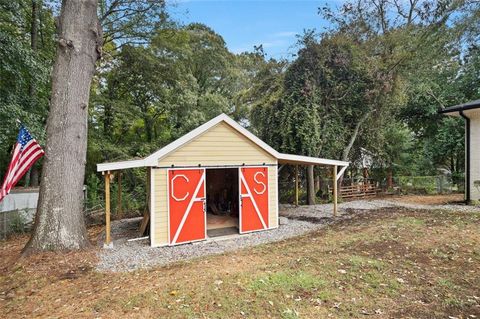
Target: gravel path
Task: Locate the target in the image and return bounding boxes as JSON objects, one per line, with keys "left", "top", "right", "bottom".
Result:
{"left": 97, "top": 198, "right": 480, "bottom": 272}
{"left": 280, "top": 198, "right": 480, "bottom": 220}
{"left": 97, "top": 218, "right": 324, "bottom": 272}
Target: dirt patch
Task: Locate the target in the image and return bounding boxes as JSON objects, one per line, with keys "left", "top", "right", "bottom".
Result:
{"left": 352, "top": 239, "right": 435, "bottom": 266}
{"left": 388, "top": 193, "right": 464, "bottom": 205}
{"left": 0, "top": 226, "right": 101, "bottom": 287}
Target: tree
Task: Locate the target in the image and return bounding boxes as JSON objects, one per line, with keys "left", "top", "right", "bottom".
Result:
{"left": 25, "top": 0, "right": 41, "bottom": 187}
{"left": 0, "top": 0, "right": 54, "bottom": 185}
{"left": 274, "top": 33, "right": 394, "bottom": 203}
{"left": 247, "top": 0, "right": 473, "bottom": 203}
{"left": 86, "top": 22, "right": 246, "bottom": 212}
{"left": 99, "top": 0, "right": 167, "bottom": 50}
{"left": 153, "top": 24, "right": 237, "bottom": 134}
{"left": 23, "top": 0, "right": 102, "bottom": 252}
{"left": 110, "top": 45, "right": 170, "bottom": 143}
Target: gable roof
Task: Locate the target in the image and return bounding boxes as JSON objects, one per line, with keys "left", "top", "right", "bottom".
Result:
{"left": 145, "top": 114, "right": 278, "bottom": 163}
{"left": 97, "top": 113, "right": 349, "bottom": 172}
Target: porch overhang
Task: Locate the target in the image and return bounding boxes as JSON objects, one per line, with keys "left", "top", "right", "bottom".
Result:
{"left": 97, "top": 158, "right": 148, "bottom": 172}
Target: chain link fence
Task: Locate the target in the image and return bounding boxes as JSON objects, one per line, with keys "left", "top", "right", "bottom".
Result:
{"left": 394, "top": 175, "right": 463, "bottom": 194}
{"left": 0, "top": 209, "right": 31, "bottom": 239}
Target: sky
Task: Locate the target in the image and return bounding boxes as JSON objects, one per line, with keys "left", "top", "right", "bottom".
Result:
{"left": 168, "top": 0, "right": 340, "bottom": 60}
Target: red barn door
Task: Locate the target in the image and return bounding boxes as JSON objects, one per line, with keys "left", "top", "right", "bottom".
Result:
{"left": 168, "top": 169, "right": 206, "bottom": 245}
{"left": 239, "top": 167, "right": 269, "bottom": 233}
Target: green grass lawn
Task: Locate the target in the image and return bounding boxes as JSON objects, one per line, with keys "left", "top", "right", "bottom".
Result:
{"left": 1, "top": 207, "right": 480, "bottom": 318}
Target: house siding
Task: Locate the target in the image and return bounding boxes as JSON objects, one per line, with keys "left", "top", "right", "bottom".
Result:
{"left": 468, "top": 112, "right": 480, "bottom": 201}
{"left": 152, "top": 169, "right": 169, "bottom": 246}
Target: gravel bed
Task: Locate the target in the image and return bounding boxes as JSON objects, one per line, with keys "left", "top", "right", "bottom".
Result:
{"left": 97, "top": 198, "right": 480, "bottom": 272}
{"left": 280, "top": 199, "right": 480, "bottom": 220}
{"left": 97, "top": 218, "right": 323, "bottom": 272}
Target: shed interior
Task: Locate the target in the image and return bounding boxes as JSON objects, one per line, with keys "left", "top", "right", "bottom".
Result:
{"left": 206, "top": 168, "right": 239, "bottom": 237}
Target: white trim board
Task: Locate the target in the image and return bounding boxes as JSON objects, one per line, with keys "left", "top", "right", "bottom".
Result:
{"left": 145, "top": 114, "right": 279, "bottom": 165}
{"left": 149, "top": 168, "right": 155, "bottom": 247}
{"left": 97, "top": 158, "right": 146, "bottom": 172}
{"left": 97, "top": 113, "right": 350, "bottom": 172}
{"left": 277, "top": 153, "right": 349, "bottom": 167}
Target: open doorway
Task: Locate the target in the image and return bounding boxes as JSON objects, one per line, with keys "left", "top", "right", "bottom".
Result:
{"left": 206, "top": 168, "right": 239, "bottom": 238}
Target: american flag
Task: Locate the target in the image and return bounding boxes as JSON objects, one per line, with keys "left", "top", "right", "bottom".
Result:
{"left": 0, "top": 125, "right": 44, "bottom": 202}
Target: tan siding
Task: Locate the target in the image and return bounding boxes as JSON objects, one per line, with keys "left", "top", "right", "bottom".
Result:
{"left": 153, "top": 121, "right": 279, "bottom": 245}
{"left": 158, "top": 122, "right": 276, "bottom": 166}
{"left": 153, "top": 169, "right": 168, "bottom": 246}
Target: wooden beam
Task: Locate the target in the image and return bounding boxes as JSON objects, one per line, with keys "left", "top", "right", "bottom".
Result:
{"left": 295, "top": 165, "right": 299, "bottom": 206}
{"left": 333, "top": 165, "right": 338, "bottom": 217}
{"left": 139, "top": 209, "right": 150, "bottom": 237}
{"left": 105, "top": 171, "right": 111, "bottom": 246}
{"left": 336, "top": 165, "right": 348, "bottom": 181}
{"left": 117, "top": 171, "right": 122, "bottom": 217}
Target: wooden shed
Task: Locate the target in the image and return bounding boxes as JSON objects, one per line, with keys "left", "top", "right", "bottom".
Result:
{"left": 97, "top": 114, "right": 349, "bottom": 247}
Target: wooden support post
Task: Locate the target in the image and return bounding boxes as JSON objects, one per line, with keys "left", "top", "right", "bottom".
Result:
{"left": 295, "top": 165, "right": 299, "bottom": 206}
{"left": 105, "top": 171, "right": 111, "bottom": 247}
{"left": 333, "top": 165, "right": 338, "bottom": 217}
{"left": 117, "top": 172, "right": 122, "bottom": 217}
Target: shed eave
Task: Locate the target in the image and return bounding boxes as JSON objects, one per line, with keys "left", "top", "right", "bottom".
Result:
{"left": 97, "top": 159, "right": 147, "bottom": 172}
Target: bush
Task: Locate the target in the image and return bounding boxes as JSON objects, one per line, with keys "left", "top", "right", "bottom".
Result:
{"left": 9, "top": 211, "right": 27, "bottom": 233}
{"left": 396, "top": 175, "right": 457, "bottom": 194}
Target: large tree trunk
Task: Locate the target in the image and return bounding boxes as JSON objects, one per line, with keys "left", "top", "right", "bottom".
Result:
{"left": 306, "top": 165, "right": 315, "bottom": 205}
{"left": 103, "top": 83, "right": 116, "bottom": 137}
{"left": 314, "top": 174, "right": 320, "bottom": 193}
{"left": 143, "top": 115, "right": 153, "bottom": 142}
{"left": 23, "top": 0, "right": 102, "bottom": 253}
{"left": 387, "top": 169, "right": 393, "bottom": 189}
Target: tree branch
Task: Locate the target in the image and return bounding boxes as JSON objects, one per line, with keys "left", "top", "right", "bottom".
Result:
{"left": 342, "top": 109, "right": 373, "bottom": 161}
